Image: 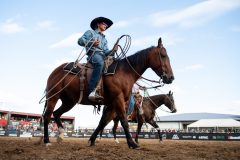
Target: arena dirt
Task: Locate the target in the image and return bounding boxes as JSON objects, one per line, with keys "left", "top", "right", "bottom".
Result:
{"left": 0, "top": 137, "right": 239, "bottom": 160}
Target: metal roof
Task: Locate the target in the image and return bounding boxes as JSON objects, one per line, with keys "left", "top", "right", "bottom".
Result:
{"left": 159, "top": 113, "right": 240, "bottom": 122}
{"left": 187, "top": 119, "right": 240, "bottom": 128}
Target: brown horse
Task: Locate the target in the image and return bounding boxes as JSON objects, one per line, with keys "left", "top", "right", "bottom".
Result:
{"left": 100, "top": 91, "right": 176, "bottom": 143}
{"left": 40, "top": 37, "right": 174, "bottom": 149}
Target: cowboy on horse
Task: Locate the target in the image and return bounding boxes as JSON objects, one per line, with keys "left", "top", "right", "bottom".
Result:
{"left": 78, "top": 17, "right": 118, "bottom": 101}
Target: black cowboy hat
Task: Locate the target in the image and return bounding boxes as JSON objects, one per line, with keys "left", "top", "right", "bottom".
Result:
{"left": 90, "top": 17, "right": 113, "bottom": 30}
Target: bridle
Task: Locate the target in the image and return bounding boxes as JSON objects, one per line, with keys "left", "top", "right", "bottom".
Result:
{"left": 156, "top": 45, "right": 168, "bottom": 82}
{"left": 143, "top": 89, "right": 175, "bottom": 113}
{"left": 124, "top": 44, "right": 166, "bottom": 85}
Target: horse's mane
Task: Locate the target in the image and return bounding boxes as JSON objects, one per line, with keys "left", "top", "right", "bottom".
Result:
{"left": 120, "top": 46, "right": 154, "bottom": 67}
{"left": 143, "top": 94, "right": 166, "bottom": 102}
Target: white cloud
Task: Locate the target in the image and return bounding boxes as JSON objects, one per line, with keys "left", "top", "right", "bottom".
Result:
{"left": 0, "top": 19, "right": 25, "bottom": 34}
{"left": 36, "top": 20, "right": 57, "bottom": 30}
{"left": 49, "top": 32, "right": 83, "bottom": 48}
{"left": 132, "top": 33, "right": 184, "bottom": 47}
{"left": 132, "top": 35, "right": 157, "bottom": 47}
{"left": 149, "top": 0, "right": 240, "bottom": 28}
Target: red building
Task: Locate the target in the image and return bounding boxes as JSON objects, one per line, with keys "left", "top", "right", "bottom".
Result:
{"left": 0, "top": 109, "right": 75, "bottom": 132}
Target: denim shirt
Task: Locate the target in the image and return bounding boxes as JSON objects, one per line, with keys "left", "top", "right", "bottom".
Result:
{"left": 78, "top": 29, "right": 111, "bottom": 56}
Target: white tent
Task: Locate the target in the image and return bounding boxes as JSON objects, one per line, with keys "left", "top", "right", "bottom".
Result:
{"left": 187, "top": 119, "right": 240, "bottom": 128}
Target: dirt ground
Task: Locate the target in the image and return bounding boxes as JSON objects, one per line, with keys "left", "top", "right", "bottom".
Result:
{"left": 0, "top": 137, "right": 240, "bottom": 160}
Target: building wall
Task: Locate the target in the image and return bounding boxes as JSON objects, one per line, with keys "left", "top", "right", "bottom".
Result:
{"left": 157, "top": 122, "right": 183, "bottom": 130}
{"left": 142, "top": 122, "right": 184, "bottom": 131}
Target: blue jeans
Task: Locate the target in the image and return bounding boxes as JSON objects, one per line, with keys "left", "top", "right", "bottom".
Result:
{"left": 128, "top": 95, "right": 135, "bottom": 115}
{"left": 88, "top": 52, "right": 105, "bottom": 94}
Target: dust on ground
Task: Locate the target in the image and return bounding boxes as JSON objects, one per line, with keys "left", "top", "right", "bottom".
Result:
{"left": 0, "top": 137, "right": 239, "bottom": 160}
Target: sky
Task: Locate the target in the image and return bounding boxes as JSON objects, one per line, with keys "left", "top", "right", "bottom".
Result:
{"left": 0, "top": 0, "right": 240, "bottom": 129}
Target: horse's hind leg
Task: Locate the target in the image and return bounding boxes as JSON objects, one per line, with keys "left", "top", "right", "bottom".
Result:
{"left": 43, "top": 98, "right": 58, "bottom": 144}
{"left": 53, "top": 100, "right": 75, "bottom": 143}
{"left": 89, "top": 106, "right": 115, "bottom": 146}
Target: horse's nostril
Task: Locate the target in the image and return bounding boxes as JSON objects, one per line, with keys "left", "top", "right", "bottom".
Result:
{"left": 171, "top": 76, "right": 174, "bottom": 80}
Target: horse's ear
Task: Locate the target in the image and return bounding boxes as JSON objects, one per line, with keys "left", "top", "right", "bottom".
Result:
{"left": 158, "top": 37, "right": 162, "bottom": 48}
{"left": 169, "top": 90, "right": 173, "bottom": 96}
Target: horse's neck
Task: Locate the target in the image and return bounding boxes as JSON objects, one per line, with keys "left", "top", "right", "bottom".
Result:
{"left": 150, "top": 95, "right": 165, "bottom": 110}
{"left": 122, "top": 48, "right": 149, "bottom": 80}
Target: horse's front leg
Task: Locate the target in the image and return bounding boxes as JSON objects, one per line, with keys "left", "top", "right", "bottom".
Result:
{"left": 115, "top": 98, "right": 139, "bottom": 149}
{"left": 149, "top": 120, "right": 162, "bottom": 141}
{"left": 89, "top": 106, "right": 115, "bottom": 146}
{"left": 53, "top": 101, "right": 75, "bottom": 143}
{"left": 135, "top": 120, "right": 143, "bottom": 144}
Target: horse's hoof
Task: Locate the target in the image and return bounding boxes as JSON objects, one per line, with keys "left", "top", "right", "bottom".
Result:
{"left": 128, "top": 142, "right": 139, "bottom": 149}
{"left": 114, "top": 139, "right": 119, "bottom": 144}
{"left": 35, "top": 137, "right": 43, "bottom": 145}
{"left": 96, "top": 138, "right": 100, "bottom": 143}
{"left": 88, "top": 140, "right": 95, "bottom": 146}
{"left": 57, "top": 136, "right": 63, "bottom": 143}
{"left": 45, "top": 143, "right": 52, "bottom": 147}
{"left": 129, "top": 144, "right": 140, "bottom": 149}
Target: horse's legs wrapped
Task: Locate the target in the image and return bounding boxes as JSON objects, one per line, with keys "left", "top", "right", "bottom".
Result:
{"left": 53, "top": 102, "right": 75, "bottom": 143}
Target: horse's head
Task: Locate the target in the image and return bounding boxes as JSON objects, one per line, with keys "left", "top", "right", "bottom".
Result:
{"left": 164, "top": 91, "right": 177, "bottom": 113}
{"left": 148, "top": 37, "right": 174, "bottom": 84}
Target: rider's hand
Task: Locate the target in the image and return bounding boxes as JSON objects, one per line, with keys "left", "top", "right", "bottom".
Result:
{"left": 93, "top": 38, "right": 100, "bottom": 47}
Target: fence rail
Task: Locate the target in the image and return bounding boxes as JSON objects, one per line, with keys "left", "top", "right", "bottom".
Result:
{"left": 0, "top": 130, "right": 240, "bottom": 141}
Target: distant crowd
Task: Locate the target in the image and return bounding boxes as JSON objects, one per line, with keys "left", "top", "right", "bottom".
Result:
{"left": 1, "top": 117, "right": 239, "bottom": 134}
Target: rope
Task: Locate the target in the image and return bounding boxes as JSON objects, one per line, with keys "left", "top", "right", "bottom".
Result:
{"left": 39, "top": 35, "right": 129, "bottom": 104}
{"left": 110, "top": 35, "right": 131, "bottom": 60}
{"left": 39, "top": 37, "right": 95, "bottom": 104}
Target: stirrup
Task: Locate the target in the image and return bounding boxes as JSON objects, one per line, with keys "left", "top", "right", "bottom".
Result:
{"left": 88, "top": 92, "right": 104, "bottom": 101}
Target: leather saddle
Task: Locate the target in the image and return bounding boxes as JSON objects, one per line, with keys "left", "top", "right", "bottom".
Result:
{"left": 62, "top": 56, "right": 117, "bottom": 103}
